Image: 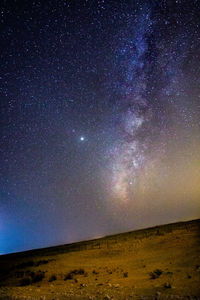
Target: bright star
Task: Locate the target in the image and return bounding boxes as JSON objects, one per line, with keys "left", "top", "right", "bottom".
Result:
{"left": 80, "top": 136, "right": 85, "bottom": 141}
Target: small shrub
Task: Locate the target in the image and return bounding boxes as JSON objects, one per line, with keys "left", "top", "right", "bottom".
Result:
{"left": 123, "top": 272, "right": 128, "bottom": 278}
{"left": 64, "top": 273, "right": 73, "bottom": 280}
{"left": 74, "top": 268, "right": 85, "bottom": 275}
{"left": 149, "top": 269, "right": 163, "bottom": 279}
{"left": 166, "top": 271, "right": 173, "bottom": 275}
{"left": 92, "top": 270, "right": 98, "bottom": 275}
{"left": 155, "top": 269, "right": 163, "bottom": 276}
{"left": 195, "top": 265, "right": 200, "bottom": 272}
{"left": 20, "top": 277, "right": 31, "bottom": 286}
{"left": 36, "top": 260, "right": 49, "bottom": 266}
{"left": 49, "top": 274, "right": 57, "bottom": 282}
{"left": 64, "top": 268, "right": 86, "bottom": 280}
{"left": 31, "top": 271, "right": 45, "bottom": 283}
{"left": 164, "top": 282, "right": 171, "bottom": 288}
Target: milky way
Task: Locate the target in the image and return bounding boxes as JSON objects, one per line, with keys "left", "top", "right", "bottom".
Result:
{"left": 0, "top": 0, "right": 200, "bottom": 254}
{"left": 106, "top": 2, "right": 200, "bottom": 208}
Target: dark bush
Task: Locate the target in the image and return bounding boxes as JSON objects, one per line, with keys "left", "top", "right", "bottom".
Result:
{"left": 49, "top": 274, "right": 57, "bottom": 282}
{"left": 149, "top": 269, "right": 163, "bottom": 279}
{"left": 64, "top": 268, "right": 86, "bottom": 280}
{"left": 154, "top": 269, "right": 162, "bottom": 276}
{"left": 36, "top": 260, "right": 49, "bottom": 266}
{"left": 166, "top": 271, "right": 173, "bottom": 275}
{"left": 123, "top": 272, "right": 128, "bottom": 278}
{"left": 164, "top": 282, "right": 171, "bottom": 288}
{"left": 195, "top": 265, "right": 200, "bottom": 271}
{"left": 20, "top": 277, "right": 31, "bottom": 286}
{"left": 74, "top": 268, "right": 85, "bottom": 275}
{"left": 31, "top": 271, "right": 45, "bottom": 283}
{"left": 64, "top": 273, "right": 73, "bottom": 280}
{"left": 70, "top": 268, "right": 85, "bottom": 275}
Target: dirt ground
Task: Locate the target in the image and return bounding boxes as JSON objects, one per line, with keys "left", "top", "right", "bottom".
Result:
{"left": 0, "top": 219, "right": 200, "bottom": 300}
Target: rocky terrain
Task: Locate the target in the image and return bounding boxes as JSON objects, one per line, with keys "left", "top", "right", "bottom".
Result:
{"left": 0, "top": 219, "right": 200, "bottom": 299}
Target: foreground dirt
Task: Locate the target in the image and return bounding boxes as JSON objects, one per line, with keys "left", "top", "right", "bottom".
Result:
{"left": 0, "top": 219, "right": 200, "bottom": 299}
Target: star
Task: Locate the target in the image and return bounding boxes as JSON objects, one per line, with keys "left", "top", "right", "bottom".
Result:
{"left": 80, "top": 136, "right": 85, "bottom": 141}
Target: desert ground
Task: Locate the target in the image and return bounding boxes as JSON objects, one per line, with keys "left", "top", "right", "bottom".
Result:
{"left": 0, "top": 219, "right": 200, "bottom": 300}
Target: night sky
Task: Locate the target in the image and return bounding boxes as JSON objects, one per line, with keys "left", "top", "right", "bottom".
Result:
{"left": 1, "top": 0, "right": 200, "bottom": 254}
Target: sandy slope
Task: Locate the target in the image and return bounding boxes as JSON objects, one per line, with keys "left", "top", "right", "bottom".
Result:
{"left": 0, "top": 219, "right": 200, "bottom": 299}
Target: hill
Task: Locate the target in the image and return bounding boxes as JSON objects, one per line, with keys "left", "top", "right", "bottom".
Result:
{"left": 0, "top": 219, "right": 200, "bottom": 299}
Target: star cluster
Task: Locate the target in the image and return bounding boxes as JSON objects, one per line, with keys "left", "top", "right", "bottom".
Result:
{"left": 0, "top": 0, "right": 200, "bottom": 254}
